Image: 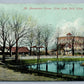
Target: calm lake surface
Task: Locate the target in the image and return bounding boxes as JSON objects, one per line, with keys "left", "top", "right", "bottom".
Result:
{"left": 28, "top": 61, "right": 84, "bottom": 76}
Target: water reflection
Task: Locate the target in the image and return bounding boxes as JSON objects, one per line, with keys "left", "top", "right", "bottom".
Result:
{"left": 57, "top": 61, "right": 65, "bottom": 73}
{"left": 69, "top": 63, "right": 74, "bottom": 75}
{"left": 28, "top": 61, "right": 84, "bottom": 76}
{"left": 83, "top": 67, "right": 84, "bottom": 73}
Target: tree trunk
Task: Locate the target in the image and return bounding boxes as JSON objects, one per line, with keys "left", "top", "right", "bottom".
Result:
{"left": 9, "top": 46, "right": 12, "bottom": 57}
{"left": 45, "top": 46, "right": 48, "bottom": 56}
{"left": 15, "top": 39, "right": 18, "bottom": 62}
{"left": 57, "top": 38, "right": 58, "bottom": 59}
{"left": 2, "top": 26, "right": 6, "bottom": 63}
{"left": 2, "top": 41, "right": 5, "bottom": 63}
{"left": 72, "top": 37, "right": 74, "bottom": 56}
{"left": 83, "top": 39, "right": 84, "bottom": 55}
{"left": 2, "top": 49, "right": 5, "bottom": 62}
{"left": 30, "top": 43, "right": 32, "bottom": 56}
{"left": 64, "top": 49, "right": 65, "bottom": 55}
{"left": 30, "top": 47, "right": 31, "bottom": 56}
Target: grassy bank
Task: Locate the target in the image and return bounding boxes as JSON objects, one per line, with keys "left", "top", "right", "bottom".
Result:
{"left": 5, "top": 57, "right": 84, "bottom": 65}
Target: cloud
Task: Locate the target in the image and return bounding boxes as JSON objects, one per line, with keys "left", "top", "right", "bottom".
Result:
{"left": 57, "top": 18, "right": 84, "bottom": 36}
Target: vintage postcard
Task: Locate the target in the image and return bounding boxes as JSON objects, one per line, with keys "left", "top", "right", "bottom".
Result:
{"left": 0, "top": 0, "right": 84, "bottom": 83}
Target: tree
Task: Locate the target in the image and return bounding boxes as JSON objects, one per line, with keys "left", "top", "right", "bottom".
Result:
{"left": 19, "top": 16, "right": 37, "bottom": 56}
{"left": 35, "top": 25, "right": 43, "bottom": 47}
{"left": 26, "top": 17, "right": 36, "bottom": 56}
{"left": 28, "top": 28, "right": 35, "bottom": 55}
{"left": 35, "top": 25, "right": 44, "bottom": 56}
{"left": 71, "top": 27, "right": 77, "bottom": 56}
{"left": 81, "top": 32, "right": 84, "bottom": 55}
{"left": 42, "top": 25, "right": 51, "bottom": 55}
{"left": 0, "top": 12, "right": 9, "bottom": 62}
{"left": 9, "top": 14, "right": 28, "bottom": 62}
{"left": 72, "top": 36, "right": 75, "bottom": 56}
{"left": 83, "top": 36, "right": 84, "bottom": 55}
{"left": 20, "top": 27, "right": 36, "bottom": 56}
{"left": 54, "top": 27, "right": 60, "bottom": 59}
{"left": 6, "top": 29, "right": 16, "bottom": 57}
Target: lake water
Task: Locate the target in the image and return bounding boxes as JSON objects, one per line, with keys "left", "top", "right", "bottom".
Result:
{"left": 27, "top": 61, "right": 84, "bottom": 76}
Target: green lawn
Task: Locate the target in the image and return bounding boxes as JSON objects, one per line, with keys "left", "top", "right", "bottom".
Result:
{"left": 5, "top": 57, "right": 84, "bottom": 65}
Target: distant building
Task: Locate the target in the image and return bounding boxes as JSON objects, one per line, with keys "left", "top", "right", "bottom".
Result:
{"left": 58, "top": 33, "right": 84, "bottom": 55}
{"left": 10, "top": 47, "right": 29, "bottom": 55}
{"left": 0, "top": 47, "right": 30, "bottom": 56}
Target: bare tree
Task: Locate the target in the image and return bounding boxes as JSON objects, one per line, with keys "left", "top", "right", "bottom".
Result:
{"left": 20, "top": 27, "right": 36, "bottom": 56}
{"left": 0, "top": 12, "right": 9, "bottom": 62}
{"left": 19, "top": 16, "right": 37, "bottom": 56}
{"left": 35, "top": 25, "right": 44, "bottom": 56}
{"left": 28, "top": 28, "right": 35, "bottom": 55}
{"left": 42, "top": 25, "right": 51, "bottom": 55}
{"left": 71, "top": 27, "right": 77, "bottom": 56}
{"left": 6, "top": 29, "right": 16, "bottom": 57}
{"left": 54, "top": 27, "right": 60, "bottom": 59}
{"left": 35, "top": 25, "right": 43, "bottom": 47}
{"left": 26, "top": 17, "right": 36, "bottom": 56}
{"left": 83, "top": 36, "right": 84, "bottom": 55}
{"left": 80, "top": 32, "right": 84, "bottom": 55}
{"left": 9, "top": 14, "right": 28, "bottom": 62}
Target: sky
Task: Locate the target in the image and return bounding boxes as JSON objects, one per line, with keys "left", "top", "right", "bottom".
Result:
{"left": 0, "top": 0, "right": 84, "bottom": 3}
{"left": 0, "top": 3, "right": 84, "bottom": 49}
{"left": 1, "top": 4, "right": 84, "bottom": 35}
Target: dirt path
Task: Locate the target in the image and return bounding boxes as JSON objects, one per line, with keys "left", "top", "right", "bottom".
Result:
{"left": 0, "top": 65, "right": 65, "bottom": 81}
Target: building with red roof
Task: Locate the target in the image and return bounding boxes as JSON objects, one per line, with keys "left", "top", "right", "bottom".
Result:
{"left": 7, "top": 47, "right": 30, "bottom": 55}
{"left": 0, "top": 47, "right": 30, "bottom": 56}
{"left": 66, "top": 33, "right": 72, "bottom": 36}
{"left": 11, "top": 47, "right": 29, "bottom": 54}
{"left": 58, "top": 33, "right": 84, "bottom": 55}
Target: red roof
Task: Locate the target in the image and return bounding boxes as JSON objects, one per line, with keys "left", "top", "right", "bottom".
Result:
{"left": 11, "top": 47, "right": 29, "bottom": 53}
{"left": 66, "top": 33, "right": 72, "bottom": 35}
{"left": 31, "top": 46, "right": 44, "bottom": 48}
